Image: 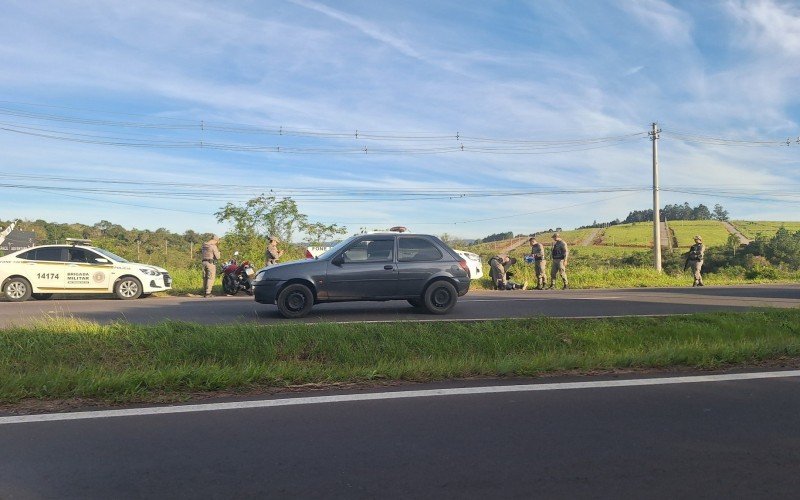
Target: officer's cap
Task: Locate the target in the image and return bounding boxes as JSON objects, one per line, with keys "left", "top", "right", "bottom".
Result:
{"left": 269, "top": 235, "right": 280, "bottom": 242}
{"left": 551, "top": 232, "right": 560, "bottom": 239}
{"left": 694, "top": 235, "right": 702, "bottom": 241}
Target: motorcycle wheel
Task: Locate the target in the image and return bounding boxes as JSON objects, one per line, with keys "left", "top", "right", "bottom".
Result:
{"left": 222, "top": 275, "right": 238, "bottom": 296}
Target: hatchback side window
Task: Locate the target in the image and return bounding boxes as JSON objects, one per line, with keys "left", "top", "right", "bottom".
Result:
{"left": 32, "top": 247, "right": 65, "bottom": 262}
{"left": 398, "top": 238, "right": 443, "bottom": 262}
{"left": 342, "top": 239, "right": 394, "bottom": 263}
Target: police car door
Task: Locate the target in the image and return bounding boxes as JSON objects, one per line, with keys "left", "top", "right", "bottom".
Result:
{"left": 21, "top": 247, "right": 67, "bottom": 291}
{"left": 64, "top": 247, "right": 113, "bottom": 291}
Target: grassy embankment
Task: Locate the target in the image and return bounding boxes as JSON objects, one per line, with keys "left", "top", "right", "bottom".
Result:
{"left": 2, "top": 310, "right": 799, "bottom": 405}
{"left": 669, "top": 220, "right": 733, "bottom": 247}
{"left": 732, "top": 221, "right": 800, "bottom": 240}
{"left": 466, "top": 221, "right": 800, "bottom": 290}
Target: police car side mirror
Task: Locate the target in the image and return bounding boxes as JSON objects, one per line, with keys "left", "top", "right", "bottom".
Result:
{"left": 331, "top": 255, "right": 344, "bottom": 266}
{"left": 95, "top": 258, "right": 110, "bottom": 264}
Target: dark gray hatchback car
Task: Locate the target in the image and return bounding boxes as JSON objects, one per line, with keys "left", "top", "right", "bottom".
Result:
{"left": 253, "top": 233, "right": 471, "bottom": 318}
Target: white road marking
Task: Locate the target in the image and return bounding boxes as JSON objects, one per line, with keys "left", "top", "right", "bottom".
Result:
{"left": 2, "top": 370, "right": 798, "bottom": 425}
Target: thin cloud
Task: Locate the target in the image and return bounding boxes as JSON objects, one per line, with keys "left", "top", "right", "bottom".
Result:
{"left": 290, "top": 0, "right": 424, "bottom": 61}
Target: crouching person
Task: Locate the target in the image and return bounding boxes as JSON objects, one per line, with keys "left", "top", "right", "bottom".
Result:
{"left": 488, "top": 255, "right": 527, "bottom": 290}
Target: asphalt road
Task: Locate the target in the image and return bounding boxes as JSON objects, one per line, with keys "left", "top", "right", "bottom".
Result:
{"left": 2, "top": 371, "right": 799, "bottom": 499}
{"left": 0, "top": 284, "right": 798, "bottom": 327}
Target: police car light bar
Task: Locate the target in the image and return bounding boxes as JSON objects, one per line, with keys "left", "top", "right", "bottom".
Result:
{"left": 65, "top": 238, "right": 93, "bottom": 246}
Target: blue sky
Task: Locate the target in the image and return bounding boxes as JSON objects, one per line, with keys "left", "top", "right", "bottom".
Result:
{"left": 1, "top": 0, "right": 799, "bottom": 239}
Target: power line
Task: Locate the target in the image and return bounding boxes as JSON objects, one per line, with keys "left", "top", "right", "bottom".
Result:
{"left": 0, "top": 102, "right": 648, "bottom": 145}
{"left": 662, "top": 129, "right": 800, "bottom": 147}
{"left": 0, "top": 122, "right": 647, "bottom": 155}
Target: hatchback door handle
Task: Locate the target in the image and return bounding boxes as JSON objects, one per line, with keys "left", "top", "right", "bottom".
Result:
{"left": 384, "top": 265, "right": 394, "bottom": 270}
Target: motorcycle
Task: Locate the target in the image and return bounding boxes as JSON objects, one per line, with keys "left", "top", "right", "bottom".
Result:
{"left": 221, "top": 251, "right": 255, "bottom": 296}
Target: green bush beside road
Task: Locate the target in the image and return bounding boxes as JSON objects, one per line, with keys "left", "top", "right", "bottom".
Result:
{"left": 2, "top": 310, "right": 800, "bottom": 405}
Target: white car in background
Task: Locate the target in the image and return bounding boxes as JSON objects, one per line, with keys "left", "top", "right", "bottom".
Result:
{"left": 0, "top": 239, "right": 172, "bottom": 302}
{"left": 454, "top": 250, "right": 483, "bottom": 280}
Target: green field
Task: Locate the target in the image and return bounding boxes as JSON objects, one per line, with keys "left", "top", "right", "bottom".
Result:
{"left": 547, "top": 228, "right": 598, "bottom": 246}
{"left": 668, "top": 220, "right": 732, "bottom": 247}
{"left": 2, "top": 310, "right": 799, "bottom": 405}
{"left": 601, "top": 223, "right": 654, "bottom": 247}
{"left": 731, "top": 221, "right": 800, "bottom": 239}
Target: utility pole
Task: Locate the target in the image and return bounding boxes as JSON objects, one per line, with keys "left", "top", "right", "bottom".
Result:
{"left": 650, "top": 122, "right": 662, "bottom": 272}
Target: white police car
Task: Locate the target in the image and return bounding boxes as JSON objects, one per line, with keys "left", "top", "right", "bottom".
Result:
{"left": 0, "top": 239, "right": 172, "bottom": 302}
{"left": 454, "top": 250, "right": 484, "bottom": 280}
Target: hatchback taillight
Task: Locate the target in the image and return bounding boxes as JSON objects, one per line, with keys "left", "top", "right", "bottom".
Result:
{"left": 458, "top": 258, "right": 470, "bottom": 278}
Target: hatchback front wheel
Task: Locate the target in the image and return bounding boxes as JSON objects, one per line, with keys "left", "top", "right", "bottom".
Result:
{"left": 277, "top": 283, "right": 314, "bottom": 318}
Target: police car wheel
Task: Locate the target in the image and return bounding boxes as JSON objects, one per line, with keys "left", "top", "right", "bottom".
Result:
{"left": 277, "top": 283, "right": 314, "bottom": 318}
{"left": 114, "top": 277, "right": 142, "bottom": 300}
{"left": 31, "top": 293, "right": 54, "bottom": 300}
{"left": 4, "top": 277, "right": 32, "bottom": 302}
{"left": 407, "top": 298, "right": 422, "bottom": 308}
{"left": 422, "top": 280, "right": 457, "bottom": 315}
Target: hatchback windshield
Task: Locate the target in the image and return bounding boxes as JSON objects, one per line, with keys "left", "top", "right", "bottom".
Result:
{"left": 316, "top": 236, "right": 358, "bottom": 260}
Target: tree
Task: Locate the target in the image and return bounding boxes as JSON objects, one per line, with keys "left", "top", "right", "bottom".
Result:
{"left": 692, "top": 204, "right": 712, "bottom": 220}
{"left": 712, "top": 204, "right": 729, "bottom": 221}
{"left": 215, "top": 195, "right": 308, "bottom": 243}
{"left": 765, "top": 228, "right": 800, "bottom": 269}
{"left": 303, "top": 222, "right": 347, "bottom": 246}
{"left": 726, "top": 233, "right": 740, "bottom": 256}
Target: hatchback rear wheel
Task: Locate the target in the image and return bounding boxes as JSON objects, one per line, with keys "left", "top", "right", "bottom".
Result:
{"left": 422, "top": 280, "right": 458, "bottom": 314}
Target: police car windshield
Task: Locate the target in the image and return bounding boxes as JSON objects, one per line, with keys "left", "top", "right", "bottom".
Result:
{"left": 316, "top": 236, "right": 357, "bottom": 260}
{"left": 93, "top": 248, "right": 129, "bottom": 263}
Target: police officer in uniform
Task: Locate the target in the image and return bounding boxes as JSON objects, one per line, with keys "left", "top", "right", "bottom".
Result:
{"left": 528, "top": 236, "right": 546, "bottom": 289}
{"left": 201, "top": 235, "right": 221, "bottom": 297}
{"left": 548, "top": 233, "right": 569, "bottom": 289}
{"left": 687, "top": 235, "right": 705, "bottom": 286}
{"left": 488, "top": 255, "right": 526, "bottom": 290}
{"left": 265, "top": 236, "right": 284, "bottom": 266}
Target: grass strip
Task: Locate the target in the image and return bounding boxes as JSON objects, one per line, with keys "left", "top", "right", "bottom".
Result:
{"left": 2, "top": 310, "right": 800, "bottom": 404}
